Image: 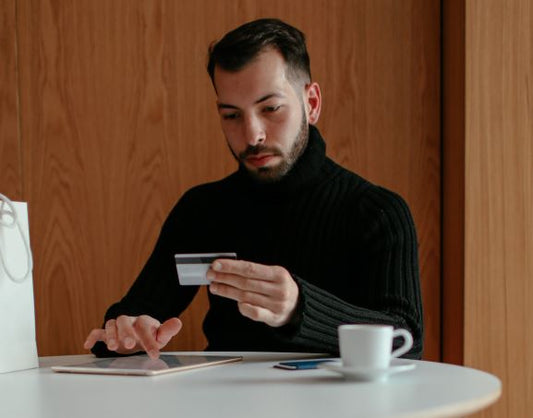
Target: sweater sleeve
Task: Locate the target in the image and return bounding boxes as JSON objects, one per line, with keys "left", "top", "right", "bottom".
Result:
{"left": 280, "top": 187, "right": 424, "bottom": 359}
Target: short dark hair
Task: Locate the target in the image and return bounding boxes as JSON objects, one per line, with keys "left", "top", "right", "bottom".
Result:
{"left": 207, "top": 18, "right": 311, "bottom": 86}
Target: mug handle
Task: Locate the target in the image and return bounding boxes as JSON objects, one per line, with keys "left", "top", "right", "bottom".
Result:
{"left": 391, "top": 328, "right": 414, "bottom": 358}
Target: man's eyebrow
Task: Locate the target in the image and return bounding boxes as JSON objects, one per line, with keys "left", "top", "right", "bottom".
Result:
{"left": 217, "top": 103, "right": 239, "bottom": 110}
{"left": 255, "top": 93, "right": 285, "bottom": 104}
{"left": 217, "top": 93, "right": 286, "bottom": 110}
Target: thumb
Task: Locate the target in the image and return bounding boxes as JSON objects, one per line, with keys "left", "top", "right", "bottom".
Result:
{"left": 156, "top": 317, "right": 182, "bottom": 345}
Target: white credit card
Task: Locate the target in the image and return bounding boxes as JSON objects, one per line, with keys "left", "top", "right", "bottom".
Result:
{"left": 175, "top": 253, "right": 237, "bottom": 286}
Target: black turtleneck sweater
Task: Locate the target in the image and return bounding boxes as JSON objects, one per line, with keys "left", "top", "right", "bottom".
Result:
{"left": 93, "top": 126, "right": 423, "bottom": 358}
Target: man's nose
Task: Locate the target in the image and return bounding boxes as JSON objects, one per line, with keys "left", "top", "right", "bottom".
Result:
{"left": 243, "top": 115, "right": 265, "bottom": 146}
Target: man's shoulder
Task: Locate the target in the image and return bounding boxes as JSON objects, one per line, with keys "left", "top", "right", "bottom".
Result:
{"left": 323, "top": 158, "right": 368, "bottom": 190}
{"left": 164, "top": 172, "right": 239, "bottom": 221}
{"left": 182, "top": 172, "right": 239, "bottom": 200}
{"left": 324, "top": 158, "right": 379, "bottom": 199}
{"left": 325, "top": 158, "right": 411, "bottom": 214}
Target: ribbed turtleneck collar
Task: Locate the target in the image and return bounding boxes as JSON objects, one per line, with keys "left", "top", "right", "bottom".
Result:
{"left": 234, "top": 125, "right": 327, "bottom": 198}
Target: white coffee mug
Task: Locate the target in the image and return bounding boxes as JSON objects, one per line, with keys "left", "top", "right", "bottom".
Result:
{"left": 338, "top": 324, "right": 413, "bottom": 369}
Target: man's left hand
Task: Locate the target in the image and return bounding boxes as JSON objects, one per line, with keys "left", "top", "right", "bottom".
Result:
{"left": 206, "top": 259, "right": 299, "bottom": 327}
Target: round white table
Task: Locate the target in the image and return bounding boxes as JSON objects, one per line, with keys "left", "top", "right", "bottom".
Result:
{"left": 0, "top": 352, "right": 501, "bottom": 418}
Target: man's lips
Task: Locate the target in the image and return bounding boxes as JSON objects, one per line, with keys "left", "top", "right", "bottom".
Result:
{"left": 245, "top": 154, "right": 278, "bottom": 167}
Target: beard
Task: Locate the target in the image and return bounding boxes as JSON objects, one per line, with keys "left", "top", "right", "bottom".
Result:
{"left": 228, "top": 109, "right": 309, "bottom": 184}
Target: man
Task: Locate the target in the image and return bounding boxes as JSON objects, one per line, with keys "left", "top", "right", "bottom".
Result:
{"left": 85, "top": 18, "right": 423, "bottom": 359}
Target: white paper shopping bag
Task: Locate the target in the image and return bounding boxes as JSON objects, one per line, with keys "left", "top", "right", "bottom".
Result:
{"left": 0, "top": 193, "right": 38, "bottom": 373}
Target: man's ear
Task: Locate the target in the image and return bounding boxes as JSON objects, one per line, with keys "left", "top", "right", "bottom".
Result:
{"left": 305, "top": 82, "right": 322, "bottom": 125}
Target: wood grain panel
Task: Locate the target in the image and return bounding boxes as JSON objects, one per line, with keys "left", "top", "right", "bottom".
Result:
{"left": 16, "top": 0, "right": 441, "bottom": 359}
{"left": 0, "top": 0, "right": 21, "bottom": 200}
{"left": 465, "top": 0, "right": 533, "bottom": 416}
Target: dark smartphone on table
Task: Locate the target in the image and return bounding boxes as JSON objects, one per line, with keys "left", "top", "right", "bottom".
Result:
{"left": 274, "top": 359, "right": 334, "bottom": 370}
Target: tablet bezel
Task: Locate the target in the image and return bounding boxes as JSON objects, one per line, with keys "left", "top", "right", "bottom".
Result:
{"left": 51, "top": 354, "right": 243, "bottom": 376}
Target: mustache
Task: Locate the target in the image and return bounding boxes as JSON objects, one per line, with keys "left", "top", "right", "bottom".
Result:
{"left": 239, "top": 145, "right": 282, "bottom": 159}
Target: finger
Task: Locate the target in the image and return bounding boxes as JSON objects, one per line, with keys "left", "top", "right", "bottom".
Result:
{"left": 210, "top": 281, "right": 272, "bottom": 306}
{"left": 104, "top": 319, "right": 119, "bottom": 351}
{"left": 238, "top": 302, "right": 291, "bottom": 327}
{"left": 212, "top": 259, "right": 278, "bottom": 281}
{"left": 133, "top": 316, "right": 161, "bottom": 359}
{"left": 238, "top": 302, "right": 277, "bottom": 326}
{"left": 213, "top": 283, "right": 294, "bottom": 321}
{"left": 84, "top": 329, "right": 105, "bottom": 350}
{"left": 209, "top": 271, "right": 275, "bottom": 295}
{"left": 156, "top": 317, "right": 182, "bottom": 346}
{"left": 116, "top": 315, "right": 137, "bottom": 350}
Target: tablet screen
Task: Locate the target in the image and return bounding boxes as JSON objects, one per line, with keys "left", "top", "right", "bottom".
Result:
{"left": 51, "top": 354, "right": 242, "bottom": 376}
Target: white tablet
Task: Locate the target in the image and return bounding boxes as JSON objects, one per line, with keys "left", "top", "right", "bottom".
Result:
{"left": 51, "top": 354, "right": 242, "bottom": 376}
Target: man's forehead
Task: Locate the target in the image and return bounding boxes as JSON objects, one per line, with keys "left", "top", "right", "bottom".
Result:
{"left": 217, "top": 92, "right": 287, "bottom": 109}
{"left": 213, "top": 54, "right": 293, "bottom": 106}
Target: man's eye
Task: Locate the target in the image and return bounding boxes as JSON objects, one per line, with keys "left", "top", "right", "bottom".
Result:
{"left": 264, "top": 105, "right": 281, "bottom": 113}
{"left": 222, "top": 113, "right": 239, "bottom": 120}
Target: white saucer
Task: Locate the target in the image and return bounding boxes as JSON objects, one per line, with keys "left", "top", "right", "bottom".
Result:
{"left": 318, "top": 359, "right": 416, "bottom": 381}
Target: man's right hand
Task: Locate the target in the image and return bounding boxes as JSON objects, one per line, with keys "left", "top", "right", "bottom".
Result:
{"left": 84, "top": 315, "right": 182, "bottom": 359}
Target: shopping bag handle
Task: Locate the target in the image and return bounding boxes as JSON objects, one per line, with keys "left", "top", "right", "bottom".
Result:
{"left": 0, "top": 193, "right": 33, "bottom": 283}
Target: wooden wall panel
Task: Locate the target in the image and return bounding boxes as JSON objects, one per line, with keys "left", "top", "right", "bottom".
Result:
{"left": 0, "top": 0, "right": 21, "bottom": 200}
{"left": 465, "top": 0, "right": 533, "bottom": 416}
{"left": 16, "top": 0, "right": 441, "bottom": 359}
